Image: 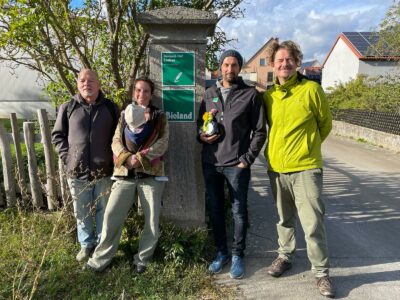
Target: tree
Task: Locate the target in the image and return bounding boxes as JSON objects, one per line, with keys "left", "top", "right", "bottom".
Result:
{"left": 375, "top": 0, "right": 400, "bottom": 58}
{"left": 0, "top": 0, "right": 243, "bottom": 107}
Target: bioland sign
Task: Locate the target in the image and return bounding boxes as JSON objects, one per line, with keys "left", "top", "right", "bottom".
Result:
{"left": 161, "top": 52, "right": 196, "bottom": 122}
{"left": 162, "top": 89, "right": 195, "bottom": 122}
{"left": 162, "top": 52, "right": 195, "bottom": 86}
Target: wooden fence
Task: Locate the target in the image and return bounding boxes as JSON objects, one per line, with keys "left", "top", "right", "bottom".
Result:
{"left": 0, "top": 109, "right": 69, "bottom": 209}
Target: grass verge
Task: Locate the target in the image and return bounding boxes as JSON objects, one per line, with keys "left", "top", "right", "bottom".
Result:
{"left": 0, "top": 207, "right": 234, "bottom": 299}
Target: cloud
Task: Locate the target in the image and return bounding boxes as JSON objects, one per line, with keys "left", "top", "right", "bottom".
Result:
{"left": 219, "top": 0, "right": 394, "bottom": 63}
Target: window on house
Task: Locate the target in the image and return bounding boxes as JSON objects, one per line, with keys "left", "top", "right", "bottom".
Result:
{"left": 267, "top": 72, "right": 273, "bottom": 82}
{"left": 260, "top": 58, "right": 266, "bottom": 66}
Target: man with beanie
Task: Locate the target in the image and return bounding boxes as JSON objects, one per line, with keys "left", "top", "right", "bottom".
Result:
{"left": 197, "top": 50, "right": 266, "bottom": 279}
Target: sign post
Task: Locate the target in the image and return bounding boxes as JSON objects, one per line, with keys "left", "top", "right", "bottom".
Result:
{"left": 139, "top": 6, "right": 218, "bottom": 227}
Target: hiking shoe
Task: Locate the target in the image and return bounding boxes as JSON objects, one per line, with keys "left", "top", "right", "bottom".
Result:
{"left": 136, "top": 264, "right": 147, "bottom": 274}
{"left": 208, "top": 252, "right": 229, "bottom": 274}
{"left": 317, "top": 276, "right": 335, "bottom": 298}
{"left": 267, "top": 257, "right": 292, "bottom": 277}
{"left": 76, "top": 247, "right": 93, "bottom": 262}
{"left": 230, "top": 255, "right": 244, "bottom": 279}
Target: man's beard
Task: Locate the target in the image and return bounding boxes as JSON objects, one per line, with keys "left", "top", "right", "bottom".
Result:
{"left": 225, "top": 73, "right": 239, "bottom": 83}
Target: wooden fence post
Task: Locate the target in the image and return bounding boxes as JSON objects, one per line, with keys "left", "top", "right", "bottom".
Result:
{"left": 10, "top": 113, "right": 27, "bottom": 195}
{"left": 0, "top": 180, "right": 4, "bottom": 207}
{"left": 23, "top": 122, "right": 44, "bottom": 208}
{"left": 37, "top": 109, "right": 57, "bottom": 210}
{"left": 0, "top": 123, "right": 17, "bottom": 207}
{"left": 58, "top": 159, "right": 71, "bottom": 210}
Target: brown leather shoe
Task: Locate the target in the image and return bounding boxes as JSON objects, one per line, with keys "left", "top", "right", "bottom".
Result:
{"left": 267, "top": 257, "right": 292, "bottom": 277}
{"left": 317, "top": 276, "right": 335, "bottom": 298}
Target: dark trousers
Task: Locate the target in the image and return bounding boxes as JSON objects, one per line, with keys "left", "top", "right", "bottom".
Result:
{"left": 202, "top": 163, "right": 251, "bottom": 257}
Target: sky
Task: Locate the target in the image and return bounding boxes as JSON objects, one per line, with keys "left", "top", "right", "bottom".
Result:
{"left": 69, "top": 0, "right": 395, "bottom": 64}
{"left": 218, "top": 0, "right": 396, "bottom": 64}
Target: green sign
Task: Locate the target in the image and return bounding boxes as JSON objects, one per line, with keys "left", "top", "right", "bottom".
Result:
{"left": 162, "top": 52, "right": 195, "bottom": 86}
{"left": 163, "top": 89, "right": 195, "bottom": 122}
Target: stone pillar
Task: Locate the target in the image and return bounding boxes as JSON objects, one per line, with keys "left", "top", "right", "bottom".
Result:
{"left": 139, "top": 7, "right": 218, "bottom": 227}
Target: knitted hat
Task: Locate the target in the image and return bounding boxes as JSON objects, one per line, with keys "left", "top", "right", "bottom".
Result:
{"left": 219, "top": 49, "right": 243, "bottom": 70}
{"left": 125, "top": 104, "right": 146, "bottom": 131}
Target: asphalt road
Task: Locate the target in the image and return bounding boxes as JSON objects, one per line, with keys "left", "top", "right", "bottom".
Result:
{"left": 214, "top": 135, "right": 400, "bottom": 299}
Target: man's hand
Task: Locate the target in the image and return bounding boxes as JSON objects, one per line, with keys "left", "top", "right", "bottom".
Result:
{"left": 200, "top": 133, "right": 220, "bottom": 144}
{"left": 237, "top": 162, "right": 248, "bottom": 168}
{"left": 126, "top": 154, "right": 141, "bottom": 169}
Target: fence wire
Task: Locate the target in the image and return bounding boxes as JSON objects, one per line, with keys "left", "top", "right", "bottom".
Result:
{"left": 332, "top": 109, "right": 400, "bottom": 136}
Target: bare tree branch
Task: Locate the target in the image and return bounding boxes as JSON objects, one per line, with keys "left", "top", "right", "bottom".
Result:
{"left": 104, "top": 0, "right": 123, "bottom": 89}
{"left": 202, "top": 0, "right": 215, "bottom": 10}
{"left": 125, "top": 33, "right": 150, "bottom": 107}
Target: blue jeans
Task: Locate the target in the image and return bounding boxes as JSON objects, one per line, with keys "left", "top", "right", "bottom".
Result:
{"left": 67, "top": 177, "right": 112, "bottom": 248}
{"left": 202, "top": 163, "right": 251, "bottom": 257}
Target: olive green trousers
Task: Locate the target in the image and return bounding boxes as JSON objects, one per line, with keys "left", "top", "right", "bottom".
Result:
{"left": 87, "top": 177, "right": 164, "bottom": 271}
{"left": 268, "top": 168, "right": 330, "bottom": 277}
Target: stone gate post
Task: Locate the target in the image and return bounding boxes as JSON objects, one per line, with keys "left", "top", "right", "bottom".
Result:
{"left": 139, "top": 7, "right": 218, "bottom": 227}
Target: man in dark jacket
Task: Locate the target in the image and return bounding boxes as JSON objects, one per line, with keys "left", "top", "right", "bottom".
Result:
{"left": 197, "top": 50, "right": 266, "bottom": 279}
{"left": 52, "top": 69, "right": 119, "bottom": 262}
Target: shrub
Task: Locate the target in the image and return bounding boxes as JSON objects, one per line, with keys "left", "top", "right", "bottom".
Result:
{"left": 326, "top": 74, "right": 400, "bottom": 113}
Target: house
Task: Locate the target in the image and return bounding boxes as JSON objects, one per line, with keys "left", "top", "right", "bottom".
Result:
{"left": 299, "top": 60, "right": 322, "bottom": 84}
{"left": 241, "top": 37, "right": 278, "bottom": 91}
{"left": 321, "top": 32, "right": 400, "bottom": 91}
{"left": 241, "top": 38, "right": 322, "bottom": 90}
{"left": 300, "top": 60, "right": 320, "bottom": 69}
{"left": 0, "top": 61, "right": 55, "bottom": 120}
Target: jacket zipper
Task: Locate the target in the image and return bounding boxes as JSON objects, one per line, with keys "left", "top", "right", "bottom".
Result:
{"left": 88, "top": 104, "right": 92, "bottom": 177}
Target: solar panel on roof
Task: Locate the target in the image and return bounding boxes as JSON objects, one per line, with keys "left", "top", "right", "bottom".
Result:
{"left": 342, "top": 32, "right": 398, "bottom": 57}
{"left": 343, "top": 32, "right": 381, "bottom": 56}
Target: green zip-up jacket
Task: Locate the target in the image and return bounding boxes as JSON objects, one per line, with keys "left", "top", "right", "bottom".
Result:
{"left": 263, "top": 72, "right": 332, "bottom": 173}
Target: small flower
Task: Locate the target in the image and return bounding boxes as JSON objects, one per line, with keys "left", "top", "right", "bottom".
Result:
{"left": 202, "top": 112, "right": 210, "bottom": 122}
{"left": 201, "top": 109, "right": 219, "bottom": 134}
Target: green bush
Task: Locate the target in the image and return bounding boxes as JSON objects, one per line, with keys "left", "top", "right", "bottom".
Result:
{"left": 326, "top": 74, "right": 400, "bottom": 113}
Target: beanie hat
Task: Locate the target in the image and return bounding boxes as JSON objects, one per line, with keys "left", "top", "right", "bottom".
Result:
{"left": 219, "top": 49, "right": 243, "bottom": 70}
{"left": 125, "top": 104, "right": 146, "bottom": 131}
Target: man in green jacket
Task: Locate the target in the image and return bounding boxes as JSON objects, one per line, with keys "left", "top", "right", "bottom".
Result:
{"left": 263, "top": 40, "right": 334, "bottom": 298}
